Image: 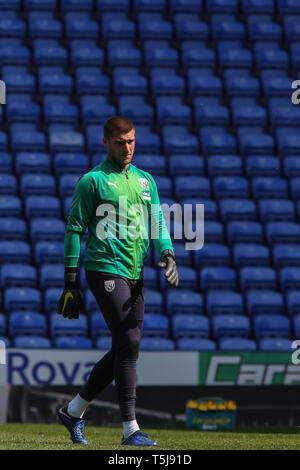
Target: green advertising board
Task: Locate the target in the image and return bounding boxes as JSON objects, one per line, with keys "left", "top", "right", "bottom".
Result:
{"left": 199, "top": 351, "right": 300, "bottom": 386}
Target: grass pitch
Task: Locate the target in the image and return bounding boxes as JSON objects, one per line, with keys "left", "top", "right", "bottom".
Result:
{"left": 0, "top": 423, "right": 299, "bottom": 450}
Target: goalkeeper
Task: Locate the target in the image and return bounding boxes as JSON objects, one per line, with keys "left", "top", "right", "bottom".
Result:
{"left": 57, "top": 116, "right": 178, "bottom": 446}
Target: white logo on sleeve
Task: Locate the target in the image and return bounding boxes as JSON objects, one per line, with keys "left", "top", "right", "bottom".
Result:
{"left": 108, "top": 181, "right": 118, "bottom": 189}
{"left": 138, "top": 178, "right": 149, "bottom": 190}
{"left": 104, "top": 280, "right": 115, "bottom": 292}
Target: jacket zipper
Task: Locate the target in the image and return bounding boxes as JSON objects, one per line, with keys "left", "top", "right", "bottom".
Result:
{"left": 124, "top": 170, "right": 139, "bottom": 279}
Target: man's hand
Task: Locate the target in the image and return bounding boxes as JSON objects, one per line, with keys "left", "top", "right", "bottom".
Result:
{"left": 157, "top": 250, "right": 179, "bottom": 287}
{"left": 57, "top": 269, "right": 85, "bottom": 319}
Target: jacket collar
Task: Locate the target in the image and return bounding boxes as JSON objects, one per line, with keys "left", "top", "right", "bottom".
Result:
{"left": 104, "top": 156, "right": 132, "bottom": 173}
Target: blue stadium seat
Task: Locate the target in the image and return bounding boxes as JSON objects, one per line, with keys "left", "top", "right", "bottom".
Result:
{"left": 225, "top": 75, "right": 260, "bottom": 99}
{"left": 34, "top": 43, "right": 68, "bottom": 66}
{"left": 212, "top": 19, "right": 246, "bottom": 42}
{"left": 0, "top": 336, "right": 11, "bottom": 348}
{"left": 175, "top": 18, "right": 209, "bottom": 41}
{"left": 170, "top": 0, "right": 202, "bottom": 13}
{"left": 180, "top": 198, "right": 217, "bottom": 220}
{"left": 138, "top": 18, "right": 173, "bottom": 41}
{"left": 44, "top": 103, "right": 79, "bottom": 124}
{"left": 0, "top": 315, "right": 6, "bottom": 337}
{"left": 277, "top": 131, "right": 300, "bottom": 157}
{"left": 218, "top": 46, "right": 253, "bottom": 70}
{"left": 95, "top": 335, "right": 112, "bottom": 349}
{"left": 0, "top": 131, "right": 8, "bottom": 152}
{"left": 143, "top": 313, "right": 169, "bottom": 337}
{"left": 213, "top": 176, "right": 249, "bottom": 199}
{"left": 232, "top": 104, "right": 267, "bottom": 127}
{"left": 175, "top": 176, "right": 210, "bottom": 199}
{"left": 280, "top": 267, "right": 300, "bottom": 291}
{"left": 266, "top": 222, "right": 300, "bottom": 244}
{"left": 195, "top": 104, "right": 230, "bottom": 127}
{"left": 90, "top": 313, "right": 110, "bottom": 338}
{"left": 233, "top": 243, "right": 270, "bottom": 267}
{"left": 290, "top": 177, "right": 300, "bottom": 200}
{"left": 284, "top": 156, "right": 300, "bottom": 178}
{"left": 0, "top": 241, "right": 31, "bottom": 264}
{"left": 201, "top": 131, "right": 237, "bottom": 156}
{"left": 212, "top": 315, "right": 251, "bottom": 340}
{"left": 240, "top": 266, "right": 277, "bottom": 291}
{"left": 11, "top": 129, "right": 47, "bottom": 152}
{"left": 273, "top": 244, "right": 300, "bottom": 268}
{"left": 108, "top": 44, "right": 142, "bottom": 67}
{"left": 61, "top": 0, "right": 93, "bottom": 10}
{"left": 177, "top": 338, "right": 216, "bottom": 350}
{"left": 0, "top": 18, "right": 26, "bottom": 38}
{"left": 10, "top": 312, "right": 46, "bottom": 337}
{"left": 242, "top": 0, "right": 274, "bottom": 14}
{"left": 134, "top": 130, "right": 161, "bottom": 154}
{"left": 34, "top": 241, "right": 64, "bottom": 264}
{"left": 30, "top": 218, "right": 65, "bottom": 242}
{"left": 293, "top": 314, "right": 300, "bottom": 338}
{"left": 3, "top": 71, "right": 36, "bottom": 94}
{"left": 144, "top": 289, "right": 164, "bottom": 314}
{"left": 252, "top": 177, "right": 288, "bottom": 199}
{"left": 194, "top": 243, "right": 231, "bottom": 266}
{"left": 0, "top": 45, "right": 30, "bottom": 66}
{"left": 7, "top": 101, "right": 40, "bottom": 124}
{"left": 172, "top": 314, "right": 209, "bottom": 339}
{"left": 239, "top": 132, "right": 275, "bottom": 155}
{"left": 144, "top": 45, "right": 179, "bottom": 68}
{"left": 270, "top": 103, "right": 300, "bottom": 128}
{"left": 40, "top": 264, "right": 64, "bottom": 289}
{"left": 254, "top": 314, "right": 291, "bottom": 339}
{"left": 14, "top": 335, "right": 51, "bottom": 348}
{"left": 165, "top": 290, "right": 203, "bottom": 316}
{"left": 219, "top": 198, "right": 257, "bottom": 221}
{"left": 202, "top": 221, "right": 224, "bottom": 243}
{"left": 25, "top": 196, "right": 61, "bottom": 218}
{"left": 188, "top": 74, "right": 223, "bottom": 97}
{"left": 207, "top": 155, "right": 242, "bottom": 177}
{"left": 70, "top": 43, "right": 105, "bottom": 67}
{"left": 4, "top": 288, "right": 41, "bottom": 313}
{"left": 102, "top": 18, "right": 136, "bottom": 40}
{"left": 119, "top": 102, "right": 154, "bottom": 126}
{"left": 259, "top": 337, "right": 292, "bottom": 352}
{"left": 255, "top": 47, "right": 289, "bottom": 71}
{"left": 227, "top": 221, "right": 263, "bottom": 244}
{"left": 53, "top": 153, "right": 89, "bottom": 175}
{"left": 133, "top": 0, "right": 166, "bottom": 12}
{"left": 0, "top": 264, "right": 37, "bottom": 288}
{"left": 0, "top": 218, "right": 26, "bottom": 241}
{"left": 151, "top": 72, "right": 185, "bottom": 96}
{"left": 181, "top": 44, "right": 216, "bottom": 69}
{"left": 49, "top": 130, "right": 85, "bottom": 153}
{"left": 20, "top": 174, "right": 55, "bottom": 197}
{"left": 246, "top": 290, "right": 285, "bottom": 316}
{"left": 76, "top": 71, "right": 110, "bottom": 96}
{"left": 163, "top": 132, "right": 199, "bottom": 155}
{"left": 258, "top": 199, "right": 295, "bottom": 222}
{"left": 114, "top": 74, "right": 147, "bottom": 96}
{"left": 199, "top": 266, "right": 237, "bottom": 291}
{"left": 139, "top": 337, "right": 175, "bottom": 350}
{"left": 287, "top": 290, "right": 300, "bottom": 315}
{"left": 248, "top": 21, "right": 282, "bottom": 43}
{"left": 66, "top": 18, "right": 99, "bottom": 40}
{"left": 157, "top": 103, "right": 192, "bottom": 126}
{"left": 0, "top": 153, "right": 12, "bottom": 173}
{"left": 39, "top": 71, "right": 73, "bottom": 94}
{"left": 143, "top": 266, "right": 158, "bottom": 289}
{"left": 133, "top": 154, "right": 167, "bottom": 176}
{"left": 246, "top": 156, "right": 281, "bottom": 178}
{"left": 15, "top": 153, "right": 51, "bottom": 174}
{"left": 219, "top": 337, "right": 257, "bottom": 351}
{"left": 206, "top": 290, "right": 244, "bottom": 316}
{"left": 29, "top": 18, "right": 62, "bottom": 39}
{"left": 207, "top": 0, "right": 237, "bottom": 13}
{"left": 97, "top": 0, "right": 130, "bottom": 11}
{"left": 24, "top": 0, "right": 57, "bottom": 9}
{"left": 0, "top": 196, "right": 22, "bottom": 218}
{"left": 0, "top": 174, "right": 17, "bottom": 195}
{"left": 54, "top": 336, "right": 92, "bottom": 349}
{"left": 50, "top": 314, "right": 88, "bottom": 337}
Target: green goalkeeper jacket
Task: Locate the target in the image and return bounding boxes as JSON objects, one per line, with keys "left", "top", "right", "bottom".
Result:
{"left": 64, "top": 156, "right": 174, "bottom": 280}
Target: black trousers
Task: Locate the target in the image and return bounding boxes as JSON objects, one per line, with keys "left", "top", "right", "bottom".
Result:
{"left": 79, "top": 270, "right": 144, "bottom": 422}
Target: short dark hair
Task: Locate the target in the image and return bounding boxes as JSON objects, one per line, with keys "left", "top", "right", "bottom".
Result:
{"left": 103, "top": 116, "right": 135, "bottom": 139}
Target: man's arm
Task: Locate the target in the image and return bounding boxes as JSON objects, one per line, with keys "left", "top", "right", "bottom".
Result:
{"left": 58, "top": 174, "right": 99, "bottom": 318}
{"left": 148, "top": 174, "right": 179, "bottom": 288}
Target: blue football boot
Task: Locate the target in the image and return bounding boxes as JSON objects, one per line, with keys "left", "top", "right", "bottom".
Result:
{"left": 57, "top": 406, "right": 90, "bottom": 445}
{"left": 121, "top": 430, "right": 158, "bottom": 446}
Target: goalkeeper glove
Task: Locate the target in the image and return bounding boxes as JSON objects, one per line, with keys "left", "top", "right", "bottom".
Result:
{"left": 157, "top": 249, "right": 179, "bottom": 288}
{"left": 57, "top": 268, "right": 85, "bottom": 319}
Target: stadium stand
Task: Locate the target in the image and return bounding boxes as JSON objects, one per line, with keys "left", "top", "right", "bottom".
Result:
{"left": 0, "top": 0, "right": 298, "bottom": 351}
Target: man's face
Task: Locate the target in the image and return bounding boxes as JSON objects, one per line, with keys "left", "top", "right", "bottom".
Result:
{"left": 103, "top": 128, "right": 135, "bottom": 169}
